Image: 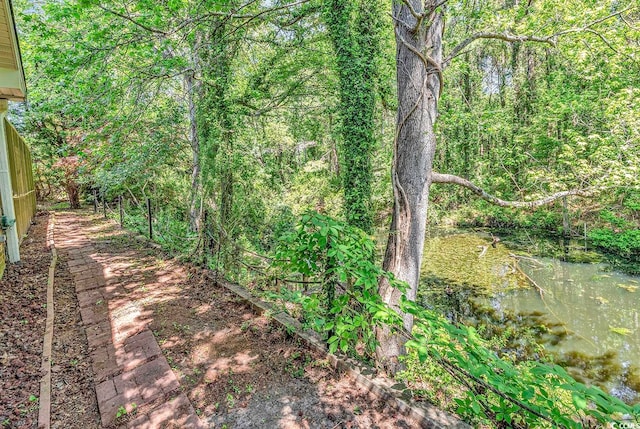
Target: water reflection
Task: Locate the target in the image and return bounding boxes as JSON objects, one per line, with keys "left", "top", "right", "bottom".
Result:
{"left": 419, "top": 231, "right": 640, "bottom": 403}
{"left": 505, "top": 258, "right": 639, "bottom": 362}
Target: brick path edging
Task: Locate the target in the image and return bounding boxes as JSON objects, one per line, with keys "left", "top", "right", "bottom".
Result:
{"left": 37, "top": 213, "right": 57, "bottom": 429}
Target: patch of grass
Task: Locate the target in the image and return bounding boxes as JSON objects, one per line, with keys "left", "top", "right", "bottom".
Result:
{"left": 284, "top": 351, "right": 306, "bottom": 378}
{"left": 50, "top": 201, "right": 71, "bottom": 210}
{"left": 240, "top": 321, "right": 252, "bottom": 332}
{"left": 116, "top": 403, "right": 137, "bottom": 419}
{"left": 396, "top": 351, "right": 463, "bottom": 412}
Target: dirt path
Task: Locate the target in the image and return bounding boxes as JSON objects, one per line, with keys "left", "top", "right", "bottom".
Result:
{"left": 51, "top": 211, "right": 420, "bottom": 428}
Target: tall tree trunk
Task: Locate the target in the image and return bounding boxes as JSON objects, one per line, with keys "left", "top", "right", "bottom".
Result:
{"left": 376, "top": 1, "right": 443, "bottom": 373}
{"left": 197, "top": 20, "right": 238, "bottom": 266}
{"left": 323, "top": 0, "right": 381, "bottom": 233}
{"left": 186, "top": 68, "right": 201, "bottom": 232}
{"left": 66, "top": 180, "right": 80, "bottom": 209}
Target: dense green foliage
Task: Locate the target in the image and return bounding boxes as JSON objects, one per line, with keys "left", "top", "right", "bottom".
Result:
{"left": 431, "top": 1, "right": 640, "bottom": 235}
{"left": 589, "top": 210, "right": 640, "bottom": 274}
{"left": 11, "top": 0, "right": 640, "bottom": 426}
{"left": 323, "top": 0, "right": 385, "bottom": 232}
{"left": 15, "top": 0, "right": 640, "bottom": 242}
{"left": 591, "top": 212, "right": 640, "bottom": 255}
{"left": 273, "top": 212, "right": 400, "bottom": 358}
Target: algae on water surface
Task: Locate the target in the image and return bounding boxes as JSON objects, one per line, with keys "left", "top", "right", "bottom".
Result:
{"left": 421, "top": 232, "right": 529, "bottom": 292}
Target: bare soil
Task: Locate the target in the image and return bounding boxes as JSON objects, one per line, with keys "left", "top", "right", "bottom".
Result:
{"left": 50, "top": 255, "right": 100, "bottom": 429}
{"left": 85, "top": 212, "right": 418, "bottom": 428}
{"left": 1, "top": 212, "right": 100, "bottom": 429}
{"left": 3, "top": 210, "right": 422, "bottom": 428}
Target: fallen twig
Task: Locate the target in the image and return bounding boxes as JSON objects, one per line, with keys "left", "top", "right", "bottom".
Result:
{"left": 510, "top": 255, "right": 546, "bottom": 298}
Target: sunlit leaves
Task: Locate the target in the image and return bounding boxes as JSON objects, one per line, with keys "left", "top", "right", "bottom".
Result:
{"left": 274, "top": 212, "right": 402, "bottom": 358}
{"left": 435, "top": 0, "right": 639, "bottom": 222}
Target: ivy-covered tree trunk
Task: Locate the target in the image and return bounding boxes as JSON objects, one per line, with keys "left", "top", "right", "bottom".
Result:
{"left": 214, "top": 71, "right": 236, "bottom": 263}
{"left": 186, "top": 67, "right": 201, "bottom": 232}
{"left": 376, "top": 1, "right": 444, "bottom": 372}
{"left": 197, "top": 20, "right": 239, "bottom": 266}
{"left": 323, "top": 0, "right": 381, "bottom": 233}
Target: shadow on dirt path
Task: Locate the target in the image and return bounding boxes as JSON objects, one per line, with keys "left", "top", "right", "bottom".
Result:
{"left": 55, "top": 210, "right": 418, "bottom": 429}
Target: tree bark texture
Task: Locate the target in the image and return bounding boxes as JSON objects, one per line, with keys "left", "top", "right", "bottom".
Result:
{"left": 376, "top": 0, "right": 443, "bottom": 372}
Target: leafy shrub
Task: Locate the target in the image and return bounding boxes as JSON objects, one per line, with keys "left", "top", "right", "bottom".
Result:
{"left": 117, "top": 202, "right": 197, "bottom": 254}
{"left": 590, "top": 228, "right": 640, "bottom": 258}
{"left": 453, "top": 200, "right": 566, "bottom": 234}
{"left": 275, "top": 212, "right": 640, "bottom": 427}
{"left": 401, "top": 298, "right": 639, "bottom": 427}
{"left": 273, "top": 212, "right": 400, "bottom": 359}
{"left": 590, "top": 211, "right": 640, "bottom": 258}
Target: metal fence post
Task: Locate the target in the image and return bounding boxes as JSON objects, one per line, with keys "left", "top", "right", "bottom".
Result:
{"left": 147, "top": 198, "right": 153, "bottom": 240}
{"left": 119, "top": 196, "right": 124, "bottom": 228}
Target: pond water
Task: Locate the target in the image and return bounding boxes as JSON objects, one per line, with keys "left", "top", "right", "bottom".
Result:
{"left": 418, "top": 229, "right": 640, "bottom": 403}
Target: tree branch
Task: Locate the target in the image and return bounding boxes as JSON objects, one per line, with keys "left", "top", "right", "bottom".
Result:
{"left": 445, "top": 33, "right": 554, "bottom": 67}
{"left": 98, "top": 0, "right": 311, "bottom": 36}
{"left": 399, "top": 0, "right": 423, "bottom": 23}
{"left": 399, "top": 0, "right": 448, "bottom": 34}
{"left": 443, "top": 5, "right": 634, "bottom": 68}
{"left": 430, "top": 172, "right": 587, "bottom": 208}
{"left": 97, "top": 5, "right": 168, "bottom": 35}
{"left": 552, "top": 5, "right": 634, "bottom": 38}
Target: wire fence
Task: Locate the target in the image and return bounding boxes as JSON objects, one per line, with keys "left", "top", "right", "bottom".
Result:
{"left": 93, "top": 192, "right": 633, "bottom": 428}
